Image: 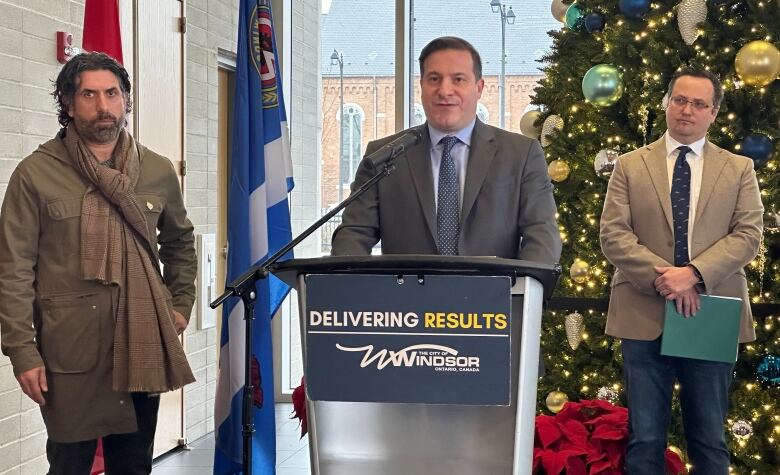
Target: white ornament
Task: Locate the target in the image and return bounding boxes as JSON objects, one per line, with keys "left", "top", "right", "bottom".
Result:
{"left": 541, "top": 114, "right": 564, "bottom": 148}
{"left": 677, "top": 0, "right": 707, "bottom": 45}
{"left": 594, "top": 149, "right": 620, "bottom": 176}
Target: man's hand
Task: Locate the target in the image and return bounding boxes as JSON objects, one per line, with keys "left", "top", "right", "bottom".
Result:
{"left": 672, "top": 287, "right": 701, "bottom": 317}
{"left": 654, "top": 266, "right": 699, "bottom": 299}
{"left": 172, "top": 310, "right": 188, "bottom": 335}
{"left": 16, "top": 366, "right": 47, "bottom": 405}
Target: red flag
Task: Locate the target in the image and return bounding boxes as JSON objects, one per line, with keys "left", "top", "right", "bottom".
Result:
{"left": 82, "top": 0, "right": 123, "bottom": 64}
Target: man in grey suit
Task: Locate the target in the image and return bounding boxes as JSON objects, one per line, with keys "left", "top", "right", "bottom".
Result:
{"left": 600, "top": 68, "right": 763, "bottom": 474}
{"left": 331, "top": 36, "right": 561, "bottom": 264}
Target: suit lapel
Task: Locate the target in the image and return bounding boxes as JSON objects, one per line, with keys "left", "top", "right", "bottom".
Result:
{"left": 461, "top": 120, "right": 497, "bottom": 223}
{"left": 695, "top": 141, "right": 727, "bottom": 222}
{"left": 642, "top": 137, "right": 674, "bottom": 234}
{"left": 405, "top": 125, "right": 438, "bottom": 243}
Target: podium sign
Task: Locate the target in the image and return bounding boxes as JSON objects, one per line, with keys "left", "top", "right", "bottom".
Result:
{"left": 304, "top": 273, "right": 512, "bottom": 405}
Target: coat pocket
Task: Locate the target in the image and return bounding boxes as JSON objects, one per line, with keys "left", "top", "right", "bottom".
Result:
{"left": 39, "top": 292, "right": 100, "bottom": 374}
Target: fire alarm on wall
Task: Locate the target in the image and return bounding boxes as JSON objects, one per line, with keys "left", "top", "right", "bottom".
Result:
{"left": 56, "top": 31, "right": 82, "bottom": 64}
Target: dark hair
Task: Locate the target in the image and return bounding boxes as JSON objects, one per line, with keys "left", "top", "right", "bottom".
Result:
{"left": 665, "top": 67, "right": 723, "bottom": 108}
{"left": 418, "top": 36, "right": 482, "bottom": 80}
{"left": 52, "top": 52, "right": 133, "bottom": 127}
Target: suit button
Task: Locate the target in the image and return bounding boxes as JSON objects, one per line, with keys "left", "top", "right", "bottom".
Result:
{"left": 667, "top": 241, "right": 673, "bottom": 247}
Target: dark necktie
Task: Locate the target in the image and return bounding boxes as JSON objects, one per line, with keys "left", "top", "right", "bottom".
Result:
{"left": 671, "top": 146, "right": 692, "bottom": 266}
{"left": 437, "top": 135, "right": 460, "bottom": 255}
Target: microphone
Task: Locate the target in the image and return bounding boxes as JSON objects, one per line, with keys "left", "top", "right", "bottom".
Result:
{"left": 364, "top": 129, "right": 422, "bottom": 168}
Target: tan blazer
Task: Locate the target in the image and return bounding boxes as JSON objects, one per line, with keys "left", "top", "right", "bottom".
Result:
{"left": 600, "top": 136, "right": 763, "bottom": 343}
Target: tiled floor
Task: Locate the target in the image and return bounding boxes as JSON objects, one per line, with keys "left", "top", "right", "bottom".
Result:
{"left": 151, "top": 403, "right": 310, "bottom": 474}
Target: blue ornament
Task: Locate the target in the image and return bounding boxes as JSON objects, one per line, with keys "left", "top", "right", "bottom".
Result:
{"left": 757, "top": 355, "right": 780, "bottom": 386}
{"left": 584, "top": 13, "right": 605, "bottom": 32}
{"left": 740, "top": 133, "right": 775, "bottom": 168}
{"left": 619, "top": 0, "right": 651, "bottom": 19}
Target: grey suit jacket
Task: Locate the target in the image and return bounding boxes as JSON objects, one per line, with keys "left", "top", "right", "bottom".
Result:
{"left": 331, "top": 120, "right": 562, "bottom": 265}
{"left": 600, "top": 136, "right": 763, "bottom": 342}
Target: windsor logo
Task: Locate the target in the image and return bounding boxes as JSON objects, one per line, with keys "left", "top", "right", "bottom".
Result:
{"left": 336, "top": 343, "right": 481, "bottom": 373}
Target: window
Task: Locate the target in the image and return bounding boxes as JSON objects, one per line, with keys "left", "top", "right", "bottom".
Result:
{"left": 412, "top": 102, "right": 426, "bottom": 126}
{"left": 477, "top": 102, "right": 489, "bottom": 123}
{"left": 340, "top": 103, "right": 365, "bottom": 194}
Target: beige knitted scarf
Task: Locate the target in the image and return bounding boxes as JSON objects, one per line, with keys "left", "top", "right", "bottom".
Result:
{"left": 63, "top": 124, "right": 195, "bottom": 392}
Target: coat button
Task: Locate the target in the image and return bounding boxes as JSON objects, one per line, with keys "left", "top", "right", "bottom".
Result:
{"left": 92, "top": 305, "right": 97, "bottom": 310}
{"left": 119, "top": 400, "right": 125, "bottom": 405}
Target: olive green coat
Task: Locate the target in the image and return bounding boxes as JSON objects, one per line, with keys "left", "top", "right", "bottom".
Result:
{"left": 0, "top": 132, "right": 197, "bottom": 442}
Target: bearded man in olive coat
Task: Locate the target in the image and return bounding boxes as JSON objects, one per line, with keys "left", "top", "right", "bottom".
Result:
{"left": 0, "top": 53, "right": 197, "bottom": 474}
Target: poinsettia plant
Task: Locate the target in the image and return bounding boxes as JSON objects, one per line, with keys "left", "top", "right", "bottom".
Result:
{"left": 291, "top": 377, "right": 307, "bottom": 438}
{"left": 534, "top": 399, "right": 686, "bottom": 475}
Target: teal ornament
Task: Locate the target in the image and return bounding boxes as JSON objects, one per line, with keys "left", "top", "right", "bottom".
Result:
{"left": 582, "top": 64, "right": 624, "bottom": 107}
{"left": 757, "top": 354, "right": 780, "bottom": 386}
{"left": 565, "top": 3, "right": 585, "bottom": 30}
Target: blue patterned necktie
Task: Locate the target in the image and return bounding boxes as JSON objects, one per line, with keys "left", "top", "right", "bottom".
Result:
{"left": 671, "top": 146, "right": 692, "bottom": 266}
{"left": 437, "top": 135, "right": 460, "bottom": 255}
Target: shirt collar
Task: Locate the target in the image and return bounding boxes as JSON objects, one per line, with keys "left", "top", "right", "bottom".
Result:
{"left": 428, "top": 119, "right": 476, "bottom": 148}
{"left": 665, "top": 132, "right": 705, "bottom": 159}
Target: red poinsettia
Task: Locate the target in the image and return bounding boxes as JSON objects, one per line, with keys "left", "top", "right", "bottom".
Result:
{"left": 534, "top": 399, "right": 686, "bottom": 475}
{"left": 291, "top": 377, "right": 307, "bottom": 438}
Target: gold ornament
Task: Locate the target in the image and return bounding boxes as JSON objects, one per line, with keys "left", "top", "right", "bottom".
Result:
{"left": 735, "top": 40, "right": 780, "bottom": 87}
{"left": 569, "top": 259, "right": 590, "bottom": 283}
{"left": 519, "top": 110, "right": 543, "bottom": 139}
{"left": 551, "top": 0, "right": 570, "bottom": 22}
{"left": 541, "top": 114, "right": 564, "bottom": 147}
{"left": 545, "top": 390, "right": 569, "bottom": 413}
{"left": 565, "top": 311, "right": 585, "bottom": 350}
{"left": 677, "top": 0, "right": 707, "bottom": 45}
{"left": 548, "top": 160, "right": 571, "bottom": 182}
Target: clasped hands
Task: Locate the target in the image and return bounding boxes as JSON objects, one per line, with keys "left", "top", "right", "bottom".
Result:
{"left": 654, "top": 265, "right": 701, "bottom": 317}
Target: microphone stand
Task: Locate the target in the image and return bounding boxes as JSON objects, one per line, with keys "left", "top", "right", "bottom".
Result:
{"left": 210, "top": 155, "right": 400, "bottom": 475}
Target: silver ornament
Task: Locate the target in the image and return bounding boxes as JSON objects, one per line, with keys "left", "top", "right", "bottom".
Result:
{"left": 594, "top": 149, "right": 620, "bottom": 176}
{"left": 677, "top": 0, "right": 707, "bottom": 45}
{"left": 565, "top": 311, "right": 585, "bottom": 350}
{"left": 730, "top": 419, "right": 753, "bottom": 439}
{"left": 541, "top": 114, "right": 564, "bottom": 147}
{"left": 596, "top": 386, "right": 619, "bottom": 403}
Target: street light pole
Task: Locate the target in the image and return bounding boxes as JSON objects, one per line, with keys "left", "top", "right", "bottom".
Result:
{"left": 330, "top": 49, "right": 345, "bottom": 201}
{"left": 490, "top": 0, "right": 515, "bottom": 129}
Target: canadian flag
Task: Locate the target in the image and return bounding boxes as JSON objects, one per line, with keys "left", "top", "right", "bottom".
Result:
{"left": 82, "top": 0, "right": 123, "bottom": 64}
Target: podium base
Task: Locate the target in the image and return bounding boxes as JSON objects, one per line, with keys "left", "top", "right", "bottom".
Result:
{"left": 318, "top": 456, "right": 509, "bottom": 475}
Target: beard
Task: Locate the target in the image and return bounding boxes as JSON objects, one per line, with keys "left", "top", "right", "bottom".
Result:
{"left": 73, "top": 112, "right": 125, "bottom": 144}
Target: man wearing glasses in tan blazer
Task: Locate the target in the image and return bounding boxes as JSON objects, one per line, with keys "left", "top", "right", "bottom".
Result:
{"left": 600, "top": 68, "right": 763, "bottom": 474}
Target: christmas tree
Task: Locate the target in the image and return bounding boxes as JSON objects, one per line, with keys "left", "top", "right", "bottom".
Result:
{"left": 529, "top": 0, "right": 780, "bottom": 472}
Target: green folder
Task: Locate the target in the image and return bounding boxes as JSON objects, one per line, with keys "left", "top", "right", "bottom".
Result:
{"left": 660, "top": 295, "right": 743, "bottom": 363}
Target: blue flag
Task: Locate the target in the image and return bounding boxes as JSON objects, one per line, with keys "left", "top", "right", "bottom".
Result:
{"left": 214, "top": 1, "right": 294, "bottom": 473}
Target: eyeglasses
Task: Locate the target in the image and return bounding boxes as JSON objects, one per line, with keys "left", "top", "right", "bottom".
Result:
{"left": 669, "top": 95, "right": 713, "bottom": 111}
